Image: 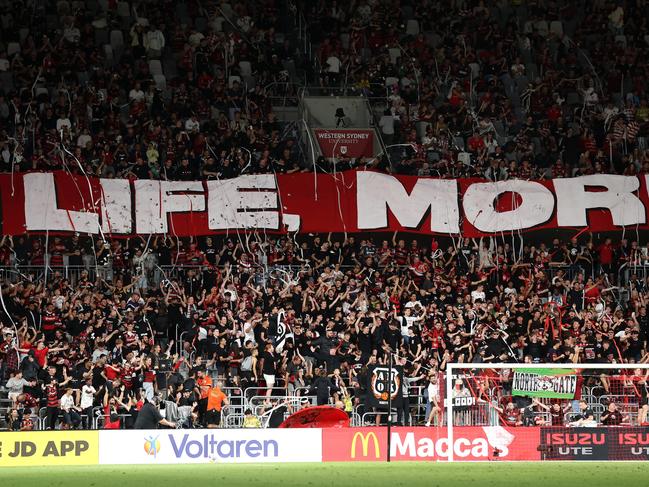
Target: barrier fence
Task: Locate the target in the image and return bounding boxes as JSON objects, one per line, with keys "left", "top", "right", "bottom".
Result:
{"left": 2, "top": 426, "right": 649, "bottom": 466}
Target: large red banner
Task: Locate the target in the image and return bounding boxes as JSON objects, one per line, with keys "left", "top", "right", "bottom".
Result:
{"left": 322, "top": 427, "right": 541, "bottom": 462}
{"left": 1, "top": 170, "right": 648, "bottom": 237}
{"left": 314, "top": 129, "right": 374, "bottom": 158}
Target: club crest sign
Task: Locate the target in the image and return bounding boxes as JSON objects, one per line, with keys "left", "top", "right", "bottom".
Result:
{"left": 367, "top": 365, "right": 403, "bottom": 408}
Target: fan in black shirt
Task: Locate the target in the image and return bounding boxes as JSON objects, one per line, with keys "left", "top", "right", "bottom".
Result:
{"left": 601, "top": 402, "right": 627, "bottom": 425}
{"left": 133, "top": 397, "right": 176, "bottom": 429}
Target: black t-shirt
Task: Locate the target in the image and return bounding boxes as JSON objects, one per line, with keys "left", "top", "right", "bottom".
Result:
{"left": 577, "top": 408, "right": 594, "bottom": 421}
{"left": 134, "top": 402, "right": 163, "bottom": 429}
{"left": 602, "top": 410, "right": 623, "bottom": 425}
{"left": 262, "top": 351, "right": 276, "bottom": 375}
{"left": 267, "top": 405, "right": 287, "bottom": 428}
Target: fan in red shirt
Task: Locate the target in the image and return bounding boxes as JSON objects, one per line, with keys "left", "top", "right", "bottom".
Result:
{"left": 393, "top": 241, "right": 409, "bottom": 266}
{"left": 45, "top": 379, "right": 60, "bottom": 430}
{"left": 48, "top": 237, "right": 67, "bottom": 267}
{"left": 501, "top": 401, "right": 523, "bottom": 426}
{"left": 597, "top": 238, "right": 614, "bottom": 274}
{"left": 467, "top": 132, "right": 486, "bottom": 153}
{"left": 409, "top": 256, "right": 428, "bottom": 285}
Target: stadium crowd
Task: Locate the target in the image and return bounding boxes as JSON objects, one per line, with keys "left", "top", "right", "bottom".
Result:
{"left": 0, "top": 0, "right": 649, "bottom": 179}
{"left": 1, "top": 229, "right": 649, "bottom": 430}
{"left": 2, "top": 0, "right": 649, "bottom": 431}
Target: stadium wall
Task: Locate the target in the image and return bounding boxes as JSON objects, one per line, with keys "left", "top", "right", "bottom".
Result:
{"left": 2, "top": 427, "right": 649, "bottom": 466}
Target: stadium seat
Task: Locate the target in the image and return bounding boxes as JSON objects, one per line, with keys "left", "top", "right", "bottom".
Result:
{"left": 615, "top": 35, "right": 627, "bottom": 47}
{"left": 153, "top": 74, "right": 166, "bottom": 90}
{"left": 566, "top": 92, "right": 581, "bottom": 106}
{"left": 282, "top": 60, "right": 296, "bottom": 80}
{"left": 525, "top": 63, "right": 539, "bottom": 81}
{"left": 415, "top": 121, "right": 429, "bottom": 139}
{"left": 406, "top": 20, "right": 420, "bottom": 36}
{"left": 104, "top": 44, "right": 114, "bottom": 67}
{"left": 425, "top": 32, "right": 442, "bottom": 48}
{"left": 56, "top": 0, "right": 70, "bottom": 14}
{"left": 0, "top": 71, "right": 14, "bottom": 92}
{"left": 493, "top": 120, "right": 505, "bottom": 136}
{"left": 243, "top": 76, "right": 255, "bottom": 90}
{"left": 550, "top": 20, "right": 563, "bottom": 37}
{"left": 110, "top": 30, "right": 124, "bottom": 50}
{"left": 388, "top": 48, "right": 401, "bottom": 65}
{"left": 426, "top": 150, "right": 440, "bottom": 162}
{"left": 148, "top": 60, "right": 163, "bottom": 76}
{"left": 457, "top": 151, "right": 471, "bottom": 165}
{"left": 535, "top": 20, "right": 549, "bottom": 36}
{"left": 116, "top": 1, "right": 130, "bottom": 18}
{"left": 35, "top": 87, "right": 49, "bottom": 101}
{"left": 77, "top": 71, "right": 89, "bottom": 86}
{"left": 340, "top": 33, "right": 350, "bottom": 50}
{"left": 468, "top": 62, "right": 480, "bottom": 79}
{"left": 195, "top": 17, "right": 207, "bottom": 33}
{"left": 385, "top": 77, "right": 399, "bottom": 88}
{"left": 221, "top": 3, "right": 234, "bottom": 18}
{"left": 401, "top": 5, "right": 414, "bottom": 21}
{"left": 7, "top": 42, "right": 20, "bottom": 57}
{"left": 228, "top": 75, "right": 241, "bottom": 88}
{"left": 239, "top": 61, "right": 252, "bottom": 77}
{"left": 212, "top": 17, "right": 226, "bottom": 32}
{"left": 94, "top": 29, "right": 109, "bottom": 46}
{"left": 162, "top": 58, "right": 178, "bottom": 79}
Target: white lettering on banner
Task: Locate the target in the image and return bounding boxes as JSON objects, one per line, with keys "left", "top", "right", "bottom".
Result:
{"left": 24, "top": 173, "right": 99, "bottom": 233}
{"left": 389, "top": 432, "right": 491, "bottom": 459}
{"left": 98, "top": 429, "right": 321, "bottom": 464}
{"left": 316, "top": 133, "right": 370, "bottom": 140}
{"left": 554, "top": 175, "right": 645, "bottom": 227}
{"left": 134, "top": 180, "right": 205, "bottom": 234}
{"left": 463, "top": 180, "right": 554, "bottom": 232}
{"left": 356, "top": 172, "right": 460, "bottom": 233}
{"left": 207, "top": 175, "right": 280, "bottom": 230}
{"left": 16, "top": 172, "right": 649, "bottom": 235}
{"left": 99, "top": 179, "right": 131, "bottom": 234}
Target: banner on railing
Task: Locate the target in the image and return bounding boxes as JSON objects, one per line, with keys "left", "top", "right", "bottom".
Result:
{"left": 2, "top": 171, "right": 649, "bottom": 237}
{"left": 540, "top": 427, "right": 649, "bottom": 460}
{"left": 314, "top": 129, "right": 374, "bottom": 158}
{"left": 512, "top": 369, "right": 578, "bottom": 399}
{"left": 98, "top": 429, "right": 321, "bottom": 464}
{"left": 321, "top": 426, "right": 541, "bottom": 462}
{"left": 0, "top": 431, "right": 99, "bottom": 467}
{"left": 366, "top": 365, "right": 404, "bottom": 408}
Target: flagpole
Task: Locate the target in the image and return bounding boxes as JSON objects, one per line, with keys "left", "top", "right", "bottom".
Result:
{"left": 386, "top": 350, "right": 393, "bottom": 463}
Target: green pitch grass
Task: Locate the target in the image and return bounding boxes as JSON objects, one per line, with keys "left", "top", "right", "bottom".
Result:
{"left": 2, "top": 462, "right": 649, "bottom": 487}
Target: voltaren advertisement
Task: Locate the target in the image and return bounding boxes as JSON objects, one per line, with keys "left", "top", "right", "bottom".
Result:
{"left": 0, "top": 431, "right": 99, "bottom": 467}
{"left": 322, "top": 427, "right": 541, "bottom": 462}
{"left": 98, "top": 429, "right": 321, "bottom": 464}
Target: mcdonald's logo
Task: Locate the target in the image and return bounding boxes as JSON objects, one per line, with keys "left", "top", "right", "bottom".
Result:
{"left": 351, "top": 432, "right": 380, "bottom": 459}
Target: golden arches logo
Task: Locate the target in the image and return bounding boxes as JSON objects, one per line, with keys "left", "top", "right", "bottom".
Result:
{"left": 350, "top": 432, "right": 380, "bottom": 459}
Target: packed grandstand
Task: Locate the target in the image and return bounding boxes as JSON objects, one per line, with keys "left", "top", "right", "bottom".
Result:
{"left": 2, "top": 0, "right": 649, "bottom": 436}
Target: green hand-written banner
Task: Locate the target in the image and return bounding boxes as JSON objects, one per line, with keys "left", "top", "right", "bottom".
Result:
{"left": 512, "top": 368, "right": 578, "bottom": 399}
